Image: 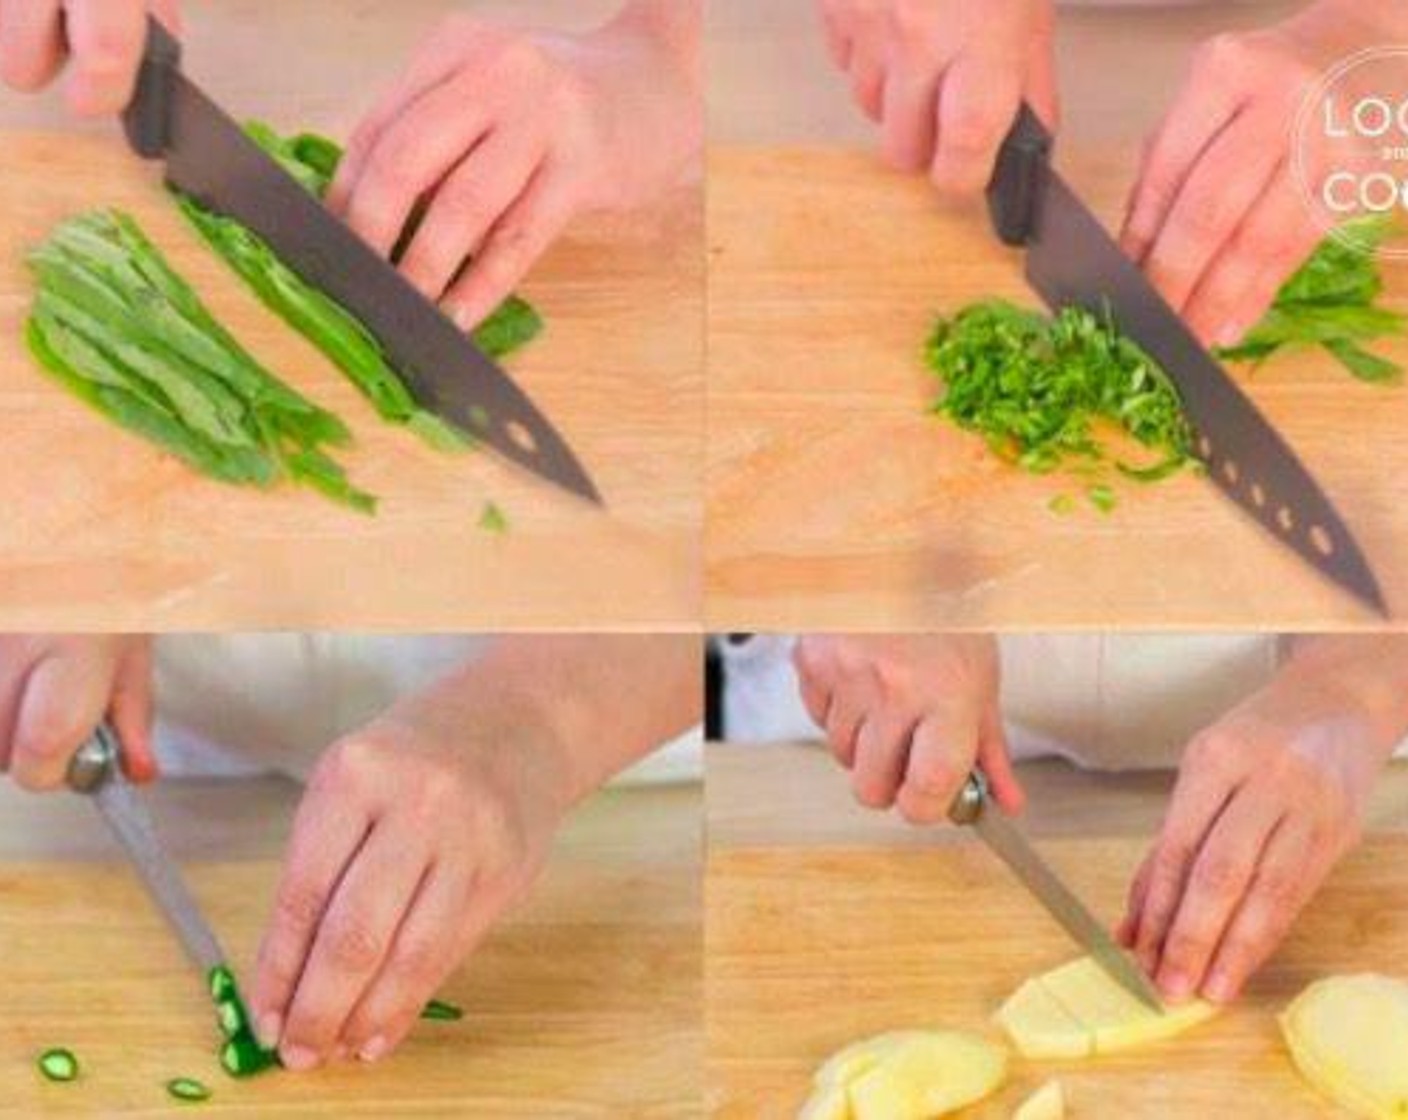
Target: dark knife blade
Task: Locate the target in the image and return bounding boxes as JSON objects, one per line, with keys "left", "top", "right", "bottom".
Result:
{"left": 950, "top": 773, "right": 1162, "bottom": 1011}
{"left": 124, "top": 20, "right": 600, "bottom": 503}
{"left": 988, "top": 105, "right": 1386, "bottom": 615}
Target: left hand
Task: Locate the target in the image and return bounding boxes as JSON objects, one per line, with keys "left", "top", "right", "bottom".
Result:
{"left": 327, "top": 3, "right": 700, "bottom": 330}
{"left": 1118, "top": 660, "right": 1390, "bottom": 1005}
{"left": 248, "top": 690, "right": 570, "bottom": 1069}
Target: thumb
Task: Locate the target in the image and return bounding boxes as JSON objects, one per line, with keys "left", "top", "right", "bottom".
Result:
{"left": 977, "top": 703, "right": 1024, "bottom": 815}
{"left": 110, "top": 639, "right": 157, "bottom": 784}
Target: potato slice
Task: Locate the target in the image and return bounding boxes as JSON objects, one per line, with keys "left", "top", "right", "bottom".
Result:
{"left": 798, "top": 1030, "right": 1008, "bottom": 1120}
{"left": 997, "top": 956, "right": 1216, "bottom": 1059}
{"left": 1280, "top": 973, "right": 1408, "bottom": 1120}
{"left": 1013, "top": 1079, "right": 1065, "bottom": 1120}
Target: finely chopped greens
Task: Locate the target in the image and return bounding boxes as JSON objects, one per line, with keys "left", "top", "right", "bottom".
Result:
{"left": 25, "top": 210, "right": 374, "bottom": 512}
{"left": 179, "top": 122, "right": 544, "bottom": 450}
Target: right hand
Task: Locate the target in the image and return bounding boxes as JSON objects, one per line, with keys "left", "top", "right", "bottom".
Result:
{"left": 0, "top": 635, "right": 155, "bottom": 790}
{"left": 793, "top": 634, "right": 1022, "bottom": 824}
{"left": 817, "top": 0, "right": 1057, "bottom": 195}
{"left": 0, "top": 1, "right": 181, "bottom": 116}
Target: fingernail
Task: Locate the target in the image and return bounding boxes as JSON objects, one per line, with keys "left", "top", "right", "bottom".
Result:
{"left": 280, "top": 1045, "right": 319, "bottom": 1072}
{"left": 1214, "top": 321, "right": 1245, "bottom": 348}
{"left": 255, "top": 1013, "right": 282, "bottom": 1050}
{"left": 357, "top": 1035, "right": 389, "bottom": 1064}
{"left": 1158, "top": 970, "right": 1193, "bottom": 1003}
{"left": 1203, "top": 969, "right": 1235, "bottom": 1004}
{"left": 450, "top": 305, "right": 474, "bottom": 333}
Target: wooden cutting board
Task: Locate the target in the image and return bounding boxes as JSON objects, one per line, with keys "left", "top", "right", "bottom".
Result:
{"left": 707, "top": 835, "right": 1408, "bottom": 1118}
{"left": 0, "top": 131, "right": 701, "bottom": 630}
{"left": 0, "top": 850, "right": 700, "bottom": 1116}
{"left": 706, "top": 145, "right": 1408, "bottom": 630}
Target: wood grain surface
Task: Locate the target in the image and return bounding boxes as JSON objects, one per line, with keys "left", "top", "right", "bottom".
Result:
{"left": 706, "top": 835, "right": 1408, "bottom": 1119}
{"left": 0, "top": 131, "right": 701, "bottom": 630}
{"left": 0, "top": 822, "right": 701, "bottom": 1115}
{"left": 705, "top": 145, "right": 1408, "bottom": 631}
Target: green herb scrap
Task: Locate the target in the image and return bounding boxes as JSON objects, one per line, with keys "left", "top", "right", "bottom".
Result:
{"left": 925, "top": 299, "right": 1196, "bottom": 498}
{"left": 1216, "top": 214, "right": 1407, "bottom": 383}
{"left": 26, "top": 210, "right": 374, "bottom": 512}
{"left": 36, "top": 1048, "right": 79, "bottom": 1083}
{"left": 208, "top": 965, "right": 280, "bottom": 1079}
{"left": 477, "top": 500, "right": 509, "bottom": 534}
{"left": 166, "top": 1076, "right": 213, "bottom": 1103}
{"left": 421, "top": 997, "right": 465, "bottom": 1021}
{"left": 179, "top": 122, "right": 544, "bottom": 450}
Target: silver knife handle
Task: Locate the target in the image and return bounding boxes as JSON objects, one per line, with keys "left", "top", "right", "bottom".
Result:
{"left": 123, "top": 15, "right": 181, "bottom": 158}
{"left": 986, "top": 102, "right": 1053, "bottom": 247}
{"left": 66, "top": 724, "right": 120, "bottom": 795}
{"left": 948, "top": 771, "right": 990, "bottom": 826}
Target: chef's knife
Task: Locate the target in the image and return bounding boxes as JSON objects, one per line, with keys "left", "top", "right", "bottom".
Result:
{"left": 949, "top": 771, "right": 1162, "bottom": 1011}
{"left": 986, "top": 104, "right": 1386, "bottom": 615}
{"left": 122, "top": 17, "right": 601, "bottom": 504}
{"left": 66, "top": 724, "right": 225, "bottom": 974}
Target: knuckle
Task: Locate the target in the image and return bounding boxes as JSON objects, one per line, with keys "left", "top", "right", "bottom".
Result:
{"left": 1197, "top": 32, "right": 1247, "bottom": 75}
{"left": 13, "top": 707, "right": 85, "bottom": 766}
{"left": 324, "top": 917, "right": 385, "bottom": 974}
{"left": 389, "top": 936, "right": 442, "bottom": 986}
{"left": 78, "top": 29, "right": 135, "bottom": 80}
{"left": 942, "top": 103, "right": 1005, "bottom": 157}
{"left": 1192, "top": 851, "right": 1245, "bottom": 896}
{"left": 273, "top": 880, "right": 327, "bottom": 935}
{"left": 1255, "top": 866, "right": 1299, "bottom": 908}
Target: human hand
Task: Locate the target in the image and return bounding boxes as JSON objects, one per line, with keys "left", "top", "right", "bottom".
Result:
{"left": 0, "top": 1, "right": 180, "bottom": 116}
{"left": 328, "top": 1, "right": 701, "bottom": 330}
{"left": 0, "top": 634, "right": 155, "bottom": 790}
{"left": 793, "top": 634, "right": 1022, "bottom": 824}
{"left": 249, "top": 689, "right": 571, "bottom": 1069}
{"left": 817, "top": 0, "right": 1057, "bottom": 195}
{"left": 1118, "top": 643, "right": 1402, "bottom": 1005}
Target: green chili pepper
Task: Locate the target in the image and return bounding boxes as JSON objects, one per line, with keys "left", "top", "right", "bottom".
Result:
{"left": 37, "top": 1048, "right": 79, "bottom": 1082}
{"left": 166, "top": 1077, "right": 212, "bottom": 1102}
{"left": 421, "top": 998, "right": 465, "bottom": 1021}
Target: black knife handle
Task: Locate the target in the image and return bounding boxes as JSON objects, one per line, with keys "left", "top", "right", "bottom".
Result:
{"left": 122, "top": 16, "right": 181, "bottom": 159}
{"left": 986, "top": 102, "right": 1053, "bottom": 247}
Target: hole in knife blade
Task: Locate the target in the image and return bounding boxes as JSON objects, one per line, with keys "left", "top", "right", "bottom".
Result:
{"left": 1310, "top": 525, "right": 1334, "bottom": 556}
{"left": 1250, "top": 482, "right": 1267, "bottom": 508}
{"left": 505, "top": 419, "right": 539, "bottom": 455}
{"left": 1222, "top": 459, "right": 1240, "bottom": 485}
{"left": 1276, "top": 505, "right": 1295, "bottom": 533}
{"left": 1197, "top": 434, "right": 1213, "bottom": 459}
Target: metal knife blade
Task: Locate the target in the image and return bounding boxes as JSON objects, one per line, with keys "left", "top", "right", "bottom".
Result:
{"left": 950, "top": 773, "right": 1162, "bottom": 1011}
{"left": 69, "top": 729, "right": 225, "bottom": 974}
{"left": 988, "top": 105, "right": 1386, "bottom": 615}
{"left": 123, "top": 20, "right": 600, "bottom": 503}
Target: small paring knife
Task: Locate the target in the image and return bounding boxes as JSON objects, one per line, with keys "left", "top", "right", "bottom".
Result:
{"left": 985, "top": 103, "right": 1386, "bottom": 616}
{"left": 121, "top": 17, "right": 601, "bottom": 504}
{"left": 948, "top": 771, "right": 1163, "bottom": 1011}
{"left": 66, "top": 724, "right": 226, "bottom": 976}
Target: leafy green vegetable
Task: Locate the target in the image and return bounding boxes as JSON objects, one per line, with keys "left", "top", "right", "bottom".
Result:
{"left": 179, "top": 122, "right": 543, "bottom": 451}
{"left": 1216, "top": 215, "right": 1406, "bottom": 383}
{"left": 208, "top": 965, "right": 280, "bottom": 1079}
{"left": 925, "top": 299, "right": 1196, "bottom": 500}
{"left": 37, "top": 1048, "right": 79, "bottom": 1082}
{"left": 25, "top": 211, "right": 374, "bottom": 511}
{"left": 421, "top": 998, "right": 465, "bottom": 1021}
{"left": 478, "top": 500, "right": 509, "bottom": 534}
{"left": 166, "top": 1076, "right": 213, "bottom": 1102}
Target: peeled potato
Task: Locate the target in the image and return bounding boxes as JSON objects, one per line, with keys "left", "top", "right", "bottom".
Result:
{"left": 997, "top": 956, "right": 1216, "bottom": 1059}
{"left": 798, "top": 1029, "right": 1008, "bottom": 1120}
{"left": 1280, "top": 973, "right": 1408, "bottom": 1120}
{"left": 1012, "top": 1080, "right": 1065, "bottom": 1120}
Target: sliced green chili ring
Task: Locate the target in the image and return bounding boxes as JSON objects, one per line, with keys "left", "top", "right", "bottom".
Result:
{"left": 37, "top": 1048, "right": 79, "bottom": 1082}
{"left": 220, "top": 1035, "right": 280, "bottom": 1078}
{"left": 216, "top": 999, "right": 243, "bottom": 1038}
{"left": 167, "top": 1077, "right": 212, "bottom": 1102}
{"left": 421, "top": 998, "right": 465, "bottom": 1021}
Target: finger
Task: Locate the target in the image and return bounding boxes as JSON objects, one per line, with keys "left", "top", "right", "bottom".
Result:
{"left": 1132, "top": 758, "right": 1237, "bottom": 975}
{"left": 0, "top": 0, "right": 64, "bottom": 92}
{"left": 397, "top": 126, "right": 541, "bottom": 303}
{"left": 1200, "top": 817, "right": 1316, "bottom": 1005}
{"left": 851, "top": 711, "right": 918, "bottom": 810}
{"left": 1182, "top": 166, "right": 1322, "bottom": 348}
{"left": 339, "top": 864, "right": 473, "bottom": 1062}
{"left": 1023, "top": 32, "right": 1060, "bottom": 134}
{"left": 10, "top": 647, "right": 113, "bottom": 790}
{"left": 1119, "top": 77, "right": 1241, "bottom": 264}
{"left": 848, "top": 49, "right": 884, "bottom": 123}
{"left": 0, "top": 638, "right": 46, "bottom": 772}
{"left": 339, "top": 73, "right": 494, "bottom": 259}
{"left": 820, "top": 661, "right": 876, "bottom": 771}
{"left": 795, "top": 668, "right": 833, "bottom": 737}
{"left": 279, "top": 824, "right": 430, "bottom": 1069}
{"left": 817, "top": 2, "right": 852, "bottom": 70}
{"left": 1141, "top": 108, "right": 1281, "bottom": 318}
{"left": 440, "top": 165, "right": 573, "bottom": 331}
{"left": 249, "top": 787, "right": 373, "bottom": 1051}
{"left": 61, "top": 0, "right": 147, "bottom": 116}
{"left": 930, "top": 56, "right": 1022, "bottom": 198}
{"left": 879, "top": 63, "right": 941, "bottom": 172}
{"left": 1154, "top": 793, "right": 1284, "bottom": 1002}
{"left": 109, "top": 638, "right": 156, "bottom": 784}
{"left": 894, "top": 707, "right": 975, "bottom": 824}
{"left": 977, "top": 702, "right": 1024, "bottom": 814}
{"left": 328, "top": 31, "right": 483, "bottom": 212}
{"left": 1118, "top": 851, "right": 1155, "bottom": 948}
